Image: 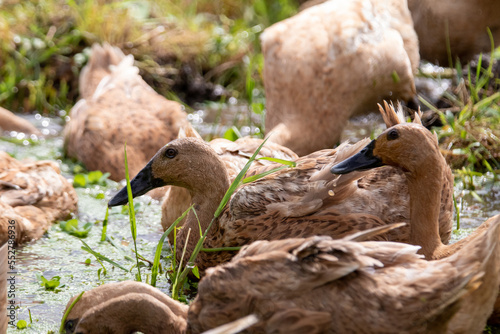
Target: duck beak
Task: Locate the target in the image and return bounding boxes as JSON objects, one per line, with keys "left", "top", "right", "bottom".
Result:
{"left": 108, "top": 161, "right": 166, "bottom": 207}
{"left": 330, "top": 140, "right": 383, "bottom": 174}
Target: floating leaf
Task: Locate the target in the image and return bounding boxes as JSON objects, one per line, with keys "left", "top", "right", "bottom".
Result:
{"left": 36, "top": 274, "right": 60, "bottom": 290}
{"left": 17, "top": 320, "right": 27, "bottom": 329}
{"left": 87, "top": 170, "right": 103, "bottom": 184}
{"left": 60, "top": 219, "right": 92, "bottom": 238}
{"left": 73, "top": 174, "right": 86, "bottom": 187}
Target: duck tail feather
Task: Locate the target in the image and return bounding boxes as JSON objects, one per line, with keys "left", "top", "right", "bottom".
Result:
{"left": 79, "top": 43, "right": 126, "bottom": 99}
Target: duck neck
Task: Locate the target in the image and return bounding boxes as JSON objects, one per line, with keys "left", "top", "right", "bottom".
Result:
{"left": 407, "top": 158, "right": 446, "bottom": 260}
{"left": 176, "top": 169, "right": 231, "bottom": 258}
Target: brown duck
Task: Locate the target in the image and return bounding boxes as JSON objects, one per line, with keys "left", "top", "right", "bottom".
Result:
{"left": 331, "top": 103, "right": 500, "bottom": 332}
{"left": 65, "top": 221, "right": 500, "bottom": 333}
{"left": 63, "top": 43, "right": 189, "bottom": 187}
{"left": 108, "top": 103, "right": 453, "bottom": 275}
{"left": 0, "top": 152, "right": 77, "bottom": 244}
{"left": 0, "top": 106, "right": 40, "bottom": 136}
{"left": 161, "top": 125, "right": 298, "bottom": 243}
{"left": 62, "top": 281, "right": 188, "bottom": 334}
{"left": 262, "top": 0, "right": 419, "bottom": 156}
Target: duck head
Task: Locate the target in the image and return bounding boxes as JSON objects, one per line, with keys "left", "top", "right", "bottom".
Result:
{"left": 331, "top": 123, "right": 440, "bottom": 175}
{"left": 109, "top": 137, "right": 228, "bottom": 207}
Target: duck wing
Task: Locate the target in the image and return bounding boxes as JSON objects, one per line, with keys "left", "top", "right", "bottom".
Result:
{"left": 229, "top": 139, "right": 371, "bottom": 219}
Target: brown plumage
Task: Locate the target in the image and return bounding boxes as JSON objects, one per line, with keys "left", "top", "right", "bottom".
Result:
{"left": 0, "top": 106, "right": 40, "bottom": 136}
{"left": 108, "top": 102, "right": 453, "bottom": 275}
{"left": 63, "top": 43, "right": 189, "bottom": 185}
{"left": 66, "top": 221, "right": 500, "bottom": 333}
{"left": 0, "top": 152, "right": 77, "bottom": 244}
{"left": 161, "top": 126, "right": 299, "bottom": 243}
{"left": 408, "top": 0, "right": 500, "bottom": 65}
{"left": 62, "top": 281, "right": 188, "bottom": 334}
{"left": 331, "top": 103, "right": 500, "bottom": 332}
{"left": 262, "top": 0, "right": 419, "bottom": 155}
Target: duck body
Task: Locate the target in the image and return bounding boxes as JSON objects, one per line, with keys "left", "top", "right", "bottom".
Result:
{"left": 0, "top": 152, "right": 77, "bottom": 244}
{"left": 408, "top": 0, "right": 500, "bottom": 65}
{"left": 160, "top": 129, "right": 299, "bottom": 241}
{"left": 68, "top": 221, "right": 500, "bottom": 334}
{"left": 331, "top": 103, "right": 500, "bottom": 331}
{"left": 64, "top": 43, "right": 189, "bottom": 184}
{"left": 0, "top": 107, "right": 40, "bottom": 136}
{"left": 109, "top": 125, "right": 453, "bottom": 274}
{"left": 63, "top": 281, "right": 188, "bottom": 334}
{"left": 262, "top": 0, "right": 418, "bottom": 155}
{"left": 190, "top": 220, "right": 500, "bottom": 334}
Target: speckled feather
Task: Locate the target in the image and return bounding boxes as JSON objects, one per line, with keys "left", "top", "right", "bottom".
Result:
{"left": 0, "top": 152, "right": 77, "bottom": 244}
{"left": 188, "top": 217, "right": 500, "bottom": 333}
{"left": 66, "top": 220, "right": 499, "bottom": 333}
{"left": 161, "top": 128, "right": 299, "bottom": 237}
{"left": 131, "top": 103, "right": 454, "bottom": 274}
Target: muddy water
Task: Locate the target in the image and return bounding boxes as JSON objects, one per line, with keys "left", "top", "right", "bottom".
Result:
{"left": 2, "top": 107, "right": 499, "bottom": 332}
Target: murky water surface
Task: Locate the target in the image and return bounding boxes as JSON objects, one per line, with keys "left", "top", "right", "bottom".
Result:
{"left": 2, "top": 106, "right": 499, "bottom": 332}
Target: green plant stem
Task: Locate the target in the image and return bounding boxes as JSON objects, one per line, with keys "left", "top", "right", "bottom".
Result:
{"left": 172, "top": 228, "right": 192, "bottom": 300}
{"left": 100, "top": 206, "right": 109, "bottom": 242}
{"left": 59, "top": 291, "right": 84, "bottom": 333}
{"left": 151, "top": 205, "right": 193, "bottom": 287}
{"left": 123, "top": 143, "right": 142, "bottom": 281}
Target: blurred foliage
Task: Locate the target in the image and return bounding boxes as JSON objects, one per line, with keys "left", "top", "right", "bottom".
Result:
{"left": 0, "top": 0, "right": 299, "bottom": 114}
{"left": 437, "top": 52, "right": 500, "bottom": 173}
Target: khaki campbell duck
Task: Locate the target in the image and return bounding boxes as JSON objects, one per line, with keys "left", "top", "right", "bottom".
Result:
{"left": 63, "top": 43, "right": 189, "bottom": 185}
{"left": 65, "top": 221, "right": 500, "bottom": 333}
{"left": 407, "top": 0, "right": 500, "bottom": 65}
{"left": 108, "top": 103, "right": 453, "bottom": 275}
{"left": 160, "top": 126, "right": 298, "bottom": 243}
{"left": 262, "top": 0, "right": 419, "bottom": 155}
{"left": 62, "top": 281, "right": 188, "bottom": 334}
{"left": 0, "top": 152, "right": 77, "bottom": 244}
{"left": 0, "top": 107, "right": 40, "bottom": 136}
{"left": 331, "top": 104, "right": 500, "bottom": 331}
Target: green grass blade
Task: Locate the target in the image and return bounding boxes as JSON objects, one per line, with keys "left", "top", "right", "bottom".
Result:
{"left": 257, "top": 157, "right": 296, "bottom": 167}
{"left": 100, "top": 206, "right": 109, "bottom": 242}
{"left": 79, "top": 239, "right": 129, "bottom": 272}
{"left": 151, "top": 205, "right": 193, "bottom": 287}
{"left": 172, "top": 228, "right": 191, "bottom": 300}
{"left": 243, "top": 166, "right": 287, "bottom": 184}
{"left": 214, "top": 136, "right": 270, "bottom": 217}
{"left": 124, "top": 143, "right": 142, "bottom": 281}
{"left": 453, "top": 194, "right": 460, "bottom": 230}
{"left": 59, "top": 291, "right": 84, "bottom": 333}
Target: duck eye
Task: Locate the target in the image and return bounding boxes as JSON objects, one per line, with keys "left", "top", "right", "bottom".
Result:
{"left": 65, "top": 320, "right": 75, "bottom": 332}
{"left": 165, "top": 148, "right": 177, "bottom": 159}
{"left": 387, "top": 129, "right": 399, "bottom": 141}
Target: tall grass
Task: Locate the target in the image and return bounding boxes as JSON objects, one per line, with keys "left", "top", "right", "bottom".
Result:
{"left": 431, "top": 31, "right": 500, "bottom": 172}
{"left": 0, "top": 0, "right": 300, "bottom": 114}
{"left": 123, "top": 143, "right": 142, "bottom": 281}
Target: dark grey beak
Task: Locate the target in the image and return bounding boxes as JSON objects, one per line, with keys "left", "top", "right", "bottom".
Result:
{"left": 331, "top": 140, "right": 383, "bottom": 174}
{"left": 108, "top": 161, "right": 166, "bottom": 207}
